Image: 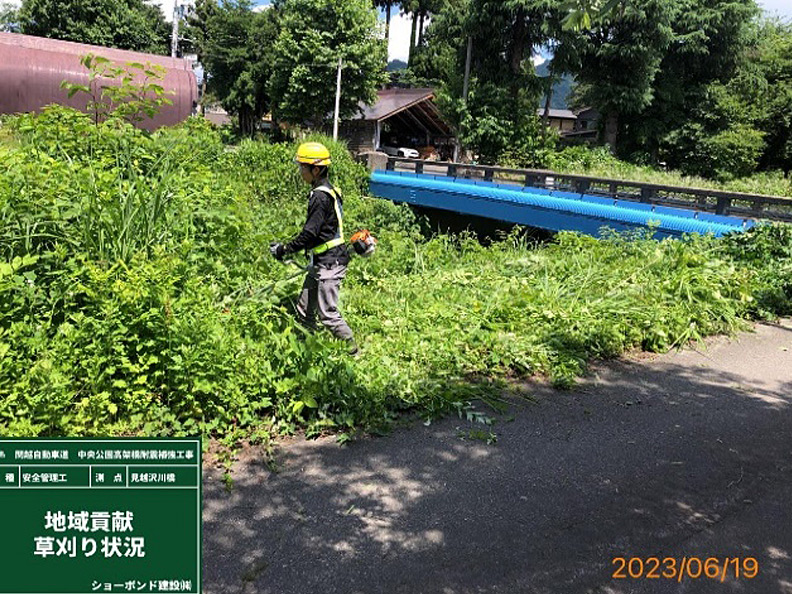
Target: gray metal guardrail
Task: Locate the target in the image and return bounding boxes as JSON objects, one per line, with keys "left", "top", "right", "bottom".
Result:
{"left": 384, "top": 157, "right": 792, "bottom": 223}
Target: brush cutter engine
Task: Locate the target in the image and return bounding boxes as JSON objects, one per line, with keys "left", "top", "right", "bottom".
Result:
{"left": 350, "top": 229, "right": 377, "bottom": 258}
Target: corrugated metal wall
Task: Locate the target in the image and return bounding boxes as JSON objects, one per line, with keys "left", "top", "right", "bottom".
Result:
{"left": 0, "top": 32, "right": 197, "bottom": 130}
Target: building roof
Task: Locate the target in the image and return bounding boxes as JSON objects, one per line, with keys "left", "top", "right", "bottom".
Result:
{"left": 352, "top": 87, "right": 454, "bottom": 138}
{"left": 536, "top": 108, "right": 577, "bottom": 120}
{"left": 574, "top": 106, "right": 599, "bottom": 118}
{"left": 357, "top": 88, "right": 436, "bottom": 121}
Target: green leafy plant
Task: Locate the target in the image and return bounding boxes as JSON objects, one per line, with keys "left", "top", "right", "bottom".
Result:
{"left": 1, "top": 106, "right": 791, "bottom": 447}
{"left": 61, "top": 54, "right": 174, "bottom": 125}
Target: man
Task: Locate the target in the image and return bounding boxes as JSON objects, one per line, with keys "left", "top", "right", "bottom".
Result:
{"left": 270, "top": 142, "right": 357, "bottom": 353}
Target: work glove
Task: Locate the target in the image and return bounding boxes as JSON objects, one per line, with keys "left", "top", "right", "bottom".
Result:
{"left": 269, "top": 242, "right": 286, "bottom": 261}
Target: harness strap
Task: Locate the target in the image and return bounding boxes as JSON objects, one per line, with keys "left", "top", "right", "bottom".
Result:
{"left": 312, "top": 185, "right": 345, "bottom": 255}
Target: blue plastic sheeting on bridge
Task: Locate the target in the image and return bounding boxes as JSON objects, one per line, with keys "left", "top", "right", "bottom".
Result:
{"left": 369, "top": 171, "right": 755, "bottom": 238}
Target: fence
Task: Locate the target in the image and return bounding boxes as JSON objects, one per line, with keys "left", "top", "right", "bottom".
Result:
{"left": 384, "top": 157, "right": 792, "bottom": 223}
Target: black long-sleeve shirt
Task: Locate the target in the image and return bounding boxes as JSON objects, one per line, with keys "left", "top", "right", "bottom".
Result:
{"left": 285, "top": 179, "right": 350, "bottom": 266}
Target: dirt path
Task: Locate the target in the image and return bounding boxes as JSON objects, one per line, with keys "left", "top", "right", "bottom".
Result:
{"left": 203, "top": 319, "right": 792, "bottom": 594}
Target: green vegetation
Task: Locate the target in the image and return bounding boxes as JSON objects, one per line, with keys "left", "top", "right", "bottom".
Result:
{"left": 544, "top": 146, "right": 792, "bottom": 198}
{"left": 60, "top": 54, "right": 174, "bottom": 126}
{"left": 10, "top": 0, "right": 789, "bottom": 183}
{"left": 186, "top": 0, "right": 278, "bottom": 137}
{"left": 0, "top": 2, "right": 19, "bottom": 32}
{"left": 17, "top": 0, "right": 171, "bottom": 54}
{"left": 405, "top": 1, "right": 791, "bottom": 181}
{"left": 2, "top": 107, "right": 791, "bottom": 444}
{"left": 268, "top": 0, "right": 387, "bottom": 127}
{"left": 187, "top": 0, "right": 386, "bottom": 135}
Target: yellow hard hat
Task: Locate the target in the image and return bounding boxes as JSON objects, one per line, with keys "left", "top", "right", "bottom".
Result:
{"left": 295, "top": 142, "right": 332, "bottom": 167}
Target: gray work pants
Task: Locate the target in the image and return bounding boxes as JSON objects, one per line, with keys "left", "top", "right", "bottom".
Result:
{"left": 296, "top": 262, "right": 354, "bottom": 341}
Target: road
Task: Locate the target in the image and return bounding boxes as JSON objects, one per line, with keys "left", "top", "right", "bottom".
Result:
{"left": 203, "top": 319, "right": 792, "bottom": 594}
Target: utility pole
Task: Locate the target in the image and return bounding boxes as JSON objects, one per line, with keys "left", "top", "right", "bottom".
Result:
{"left": 171, "top": 1, "right": 180, "bottom": 58}
{"left": 333, "top": 57, "right": 342, "bottom": 141}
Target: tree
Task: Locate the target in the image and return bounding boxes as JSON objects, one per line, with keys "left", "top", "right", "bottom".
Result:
{"left": 416, "top": 0, "right": 569, "bottom": 164}
{"left": 752, "top": 19, "right": 792, "bottom": 176}
{"left": 538, "top": 14, "right": 584, "bottom": 139}
{"left": 18, "top": 0, "right": 171, "bottom": 54}
{"left": 0, "top": 2, "right": 19, "bottom": 32}
{"left": 634, "top": 0, "right": 759, "bottom": 165}
{"left": 406, "top": 0, "right": 464, "bottom": 86}
{"left": 400, "top": 0, "right": 445, "bottom": 66}
{"left": 373, "top": 0, "right": 401, "bottom": 44}
{"left": 572, "top": 0, "right": 762, "bottom": 172}
{"left": 574, "top": 0, "right": 675, "bottom": 150}
{"left": 561, "top": 0, "right": 621, "bottom": 31}
{"left": 60, "top": 53, "right": 174, "bottom": 126}
{"left": 268, "top": 0, "right": 387, "bottom": 129}
{"left": 187, "top": 0, "right": 276, "bottom": 136}
{"left": 183, "top": 0, "right": 218, "bottom": 108}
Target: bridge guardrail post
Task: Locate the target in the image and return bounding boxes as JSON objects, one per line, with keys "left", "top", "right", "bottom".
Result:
{"left": 715, "top": 196, "right": 731, "bottom": 215}
{"left": 640, "top": 187, "right": 656, "bottom": 203}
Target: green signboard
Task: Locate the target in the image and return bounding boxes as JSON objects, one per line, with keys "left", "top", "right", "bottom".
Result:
{"left": 0, "top": 439, "right": 201, "bottom": 594}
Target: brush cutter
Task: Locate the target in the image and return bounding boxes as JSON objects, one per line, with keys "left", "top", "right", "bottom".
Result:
{"left": 350, "top": 229, "right": 377, "bottom": 258}
{"left": 222, "top": 259, "right": 311, "bottom": 309}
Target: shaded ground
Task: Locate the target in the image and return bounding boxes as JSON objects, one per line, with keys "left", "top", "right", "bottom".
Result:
{"left": 203, "top": 319, "right": 792, "bottom": 594}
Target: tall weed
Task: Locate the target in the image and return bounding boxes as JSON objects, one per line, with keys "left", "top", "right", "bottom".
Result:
{"left": 1, "top": 106, "right": 791, "bottom": 441}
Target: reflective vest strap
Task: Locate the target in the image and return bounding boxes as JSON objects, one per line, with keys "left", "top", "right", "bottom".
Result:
{"left": 311, "top": 185, "right": 345, "bottom": 254}
{"left": 312, "top": 237, "right": 345, "bottom": 254}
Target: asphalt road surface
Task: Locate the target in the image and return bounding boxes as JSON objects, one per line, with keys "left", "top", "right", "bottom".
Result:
{"left": 203, "top": 319, "right": 792, "bottom": 594}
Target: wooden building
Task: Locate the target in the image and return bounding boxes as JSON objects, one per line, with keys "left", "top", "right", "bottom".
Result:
{"left": 340, "top": 88, "right": 456, "bottom": 159}
{"left": 537, "top": 108, "right": 578, "bottom": 133}
{"left": 537, "top": 106, "right": 600, "bottom": 143}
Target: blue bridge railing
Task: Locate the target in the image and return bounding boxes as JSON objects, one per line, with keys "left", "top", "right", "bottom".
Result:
{"left": 370, "top": 169, "right": 756, "bottom": 239}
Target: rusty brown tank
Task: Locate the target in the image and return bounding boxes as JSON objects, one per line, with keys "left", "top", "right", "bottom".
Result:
{"left": 0, "top": 31, "right": 197, "bottom": 130}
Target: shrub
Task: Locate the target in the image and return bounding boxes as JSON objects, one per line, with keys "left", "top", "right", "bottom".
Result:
{"left": 2, "top": 106, "right": 791, "bottom": 442}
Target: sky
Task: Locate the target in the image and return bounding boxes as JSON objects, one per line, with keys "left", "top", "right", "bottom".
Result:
{"left": 6, "top": 0, "right": 792, "bottom": 63}
{"left": 760, "top": 0, "right": 792, "bottom": 17}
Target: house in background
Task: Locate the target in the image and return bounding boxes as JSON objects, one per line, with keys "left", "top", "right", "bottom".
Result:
{"left": 574, "top": 107, "right": 599, "bottom": 133}
{"left": 340, "top": 87, "right": 457, "bottom": 160}
{"left": 537, "top": 106, "right": 600, "bottom": 143}
{"left": 537, "top": 108, "right": 578, "bottom": 133}
{"left": 203, "top": 104, "right": 232, "bottom": 127}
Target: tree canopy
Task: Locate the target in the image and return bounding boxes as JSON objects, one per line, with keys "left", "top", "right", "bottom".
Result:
{"left": 18, "top": 0, "right": 170, "bottom": 54}
{"left": 187, "top": 0, "right": 277, "bottom": 136}
{"left": 189, "top": 0, "right": 387, "bottom": 135}
{"left": 749, "top": 18, "right": 792, "bottom": 175}
{"left": 411, "top": 0, "right": 572, "bottom": 164}
{"left": 18, "top": 0, "right": 787, "bottom": 181}
{"left": 0, "top": 2, "right": 19, "bottom": 32}
{"left": 414, "top": 0, "right": 789, "bottom": 179}
{"left": 267, "top": 0, "right": 387, "bottom": 128}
